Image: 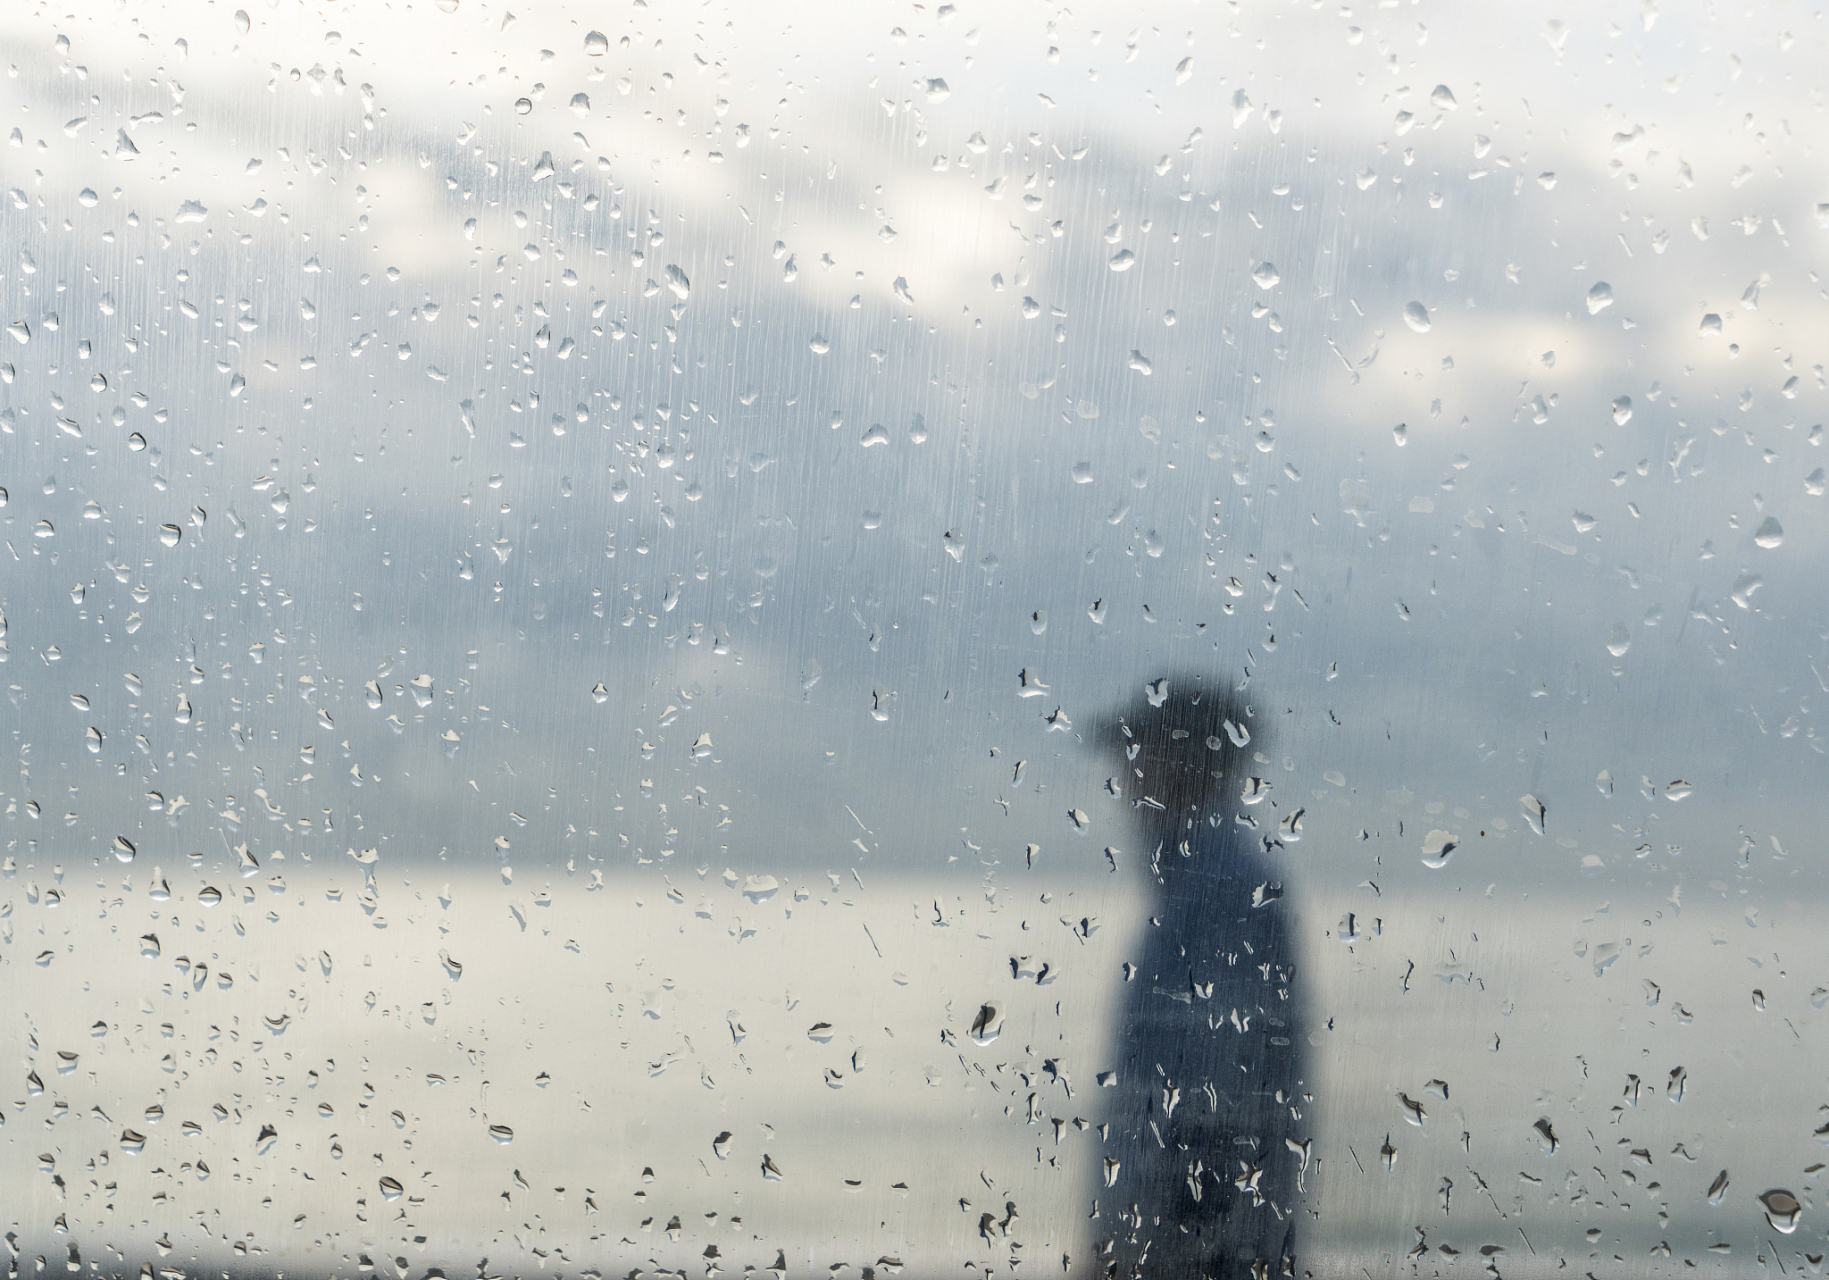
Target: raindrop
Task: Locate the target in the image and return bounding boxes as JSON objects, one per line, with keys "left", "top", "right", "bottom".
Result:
{"left": 112, "top": 836, "right": 136, "bottom": 864}
{"left": 1706, "top": 1169, "right": 1730, "bottom": 1205}
{"left": 379, "top": 1176, "right": 403, "bottom": 1201}
{"left": 1402, "top": 301, "right": 1430, "bottom": 333}
{"left": 158, "top": 523, "right": 182, "bottom": 547}
{"left": 514, "top": 98, "right": 533, "bottom": 115}
{"left": 1586, "top": 281, "right": 1614, "bottom": 314}
{"left": 1420, "top": 831, "right": 1458, "bottom": 869}
{"left": 1606, "top": 625, "right": 1630, "bottom": 657}
{"left": 1532, "top": 1118, "right": 1558, "bottom": 1154}
{"left": 1251, "top": 262, "right": 1280, "bottom": 290}
{"left": 1753, "top": 516, "right": 1783, "bottom": 548}
{"left": 1611, "top": 396, "right": 1633, "bottom": 424}
{"left": 1519, "top": 794, "right": 1546, "bottom": 836}
{"left": 1760, "top": 1189, "right": 1802, "bottom": 1233}
{"left": 488, "top": 1124, "right": 514, "bottom": 1144}
{"left": 969, "top": 1002, "right": 1002, "bottom": 1046}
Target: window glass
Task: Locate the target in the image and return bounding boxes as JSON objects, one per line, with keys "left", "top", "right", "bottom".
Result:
{"left": 3, "top": 2, "right": 1822, "bottom": 1276}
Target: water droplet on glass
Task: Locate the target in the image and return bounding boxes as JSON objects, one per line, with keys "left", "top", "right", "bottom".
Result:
{"left": 1420, "top": 831, "right": 1458, "bottom": 869}
{"left": 379, "top": 1176, "right": 403, "bottom": 1201}
{"left": 1532, "top": 1118, "right": 1558, "bottom": 1154}
{"left": 488, "top": 1124, "right": 514, "bottom": 1144}
{"left": 969, "top": 1002, "right": 1003, "bottom": 1046}
{"left": 1706, "top": 1169, "right": 1730, "bottom": 1205}
{"left": 1761, "top": 1189, "right": 1802, "bottom": 1233}
{"left": 112, "top": 836, "right": 136, "bottom": 864}
{"left": 1754, "top": 516, "right": 1783, "bottom": 548}
{"left": 1402, "top": 301, "right": 1431, "bottom": 333}
{"left": 1251, "top": 262, "right": 1280, "bottom": 290}
{"left": 1586, "top": 281, "right": 1614, "bottom": 314}
{"left": 1606, "top": 625, "right": 1630, "bottom": 657}
{"left": 1519, "top": 794, "right": 1546, "bottom": 835}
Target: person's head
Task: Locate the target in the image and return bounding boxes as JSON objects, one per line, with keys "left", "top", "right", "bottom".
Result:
{"left": 1101, "top": 675, "right": 1260, "bottom": 823}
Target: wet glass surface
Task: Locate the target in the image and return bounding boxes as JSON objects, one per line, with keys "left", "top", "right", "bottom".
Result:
{"left": 3, "top": 2, "right": 1827, "bottom": 1276}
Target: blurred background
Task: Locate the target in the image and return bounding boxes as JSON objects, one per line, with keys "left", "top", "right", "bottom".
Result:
{"left": 3, "top": 0, "right": 1827, "bottom": 1275}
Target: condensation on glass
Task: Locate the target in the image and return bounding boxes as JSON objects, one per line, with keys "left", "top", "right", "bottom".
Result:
{"left": 1, "top": 2, "right": 1824, "bottom": 1277}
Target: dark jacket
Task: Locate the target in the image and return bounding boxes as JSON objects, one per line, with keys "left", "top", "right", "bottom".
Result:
{"left": 1092, "top": 678, "right": 1304, "bottom": 1280}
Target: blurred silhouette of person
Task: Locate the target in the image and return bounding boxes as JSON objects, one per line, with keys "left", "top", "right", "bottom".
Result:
{"left": 1089, "top": 675, "right": 1306, "bottom": 1280}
